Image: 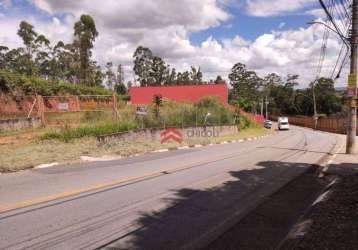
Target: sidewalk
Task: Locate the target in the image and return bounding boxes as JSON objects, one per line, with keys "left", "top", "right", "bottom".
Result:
{"left": 287, "top": 146, "right": 358, "bottom": 250}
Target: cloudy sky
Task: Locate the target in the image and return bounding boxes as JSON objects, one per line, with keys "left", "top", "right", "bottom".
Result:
{"left": 0, "top": 0, "right": 349, "bottom": 87}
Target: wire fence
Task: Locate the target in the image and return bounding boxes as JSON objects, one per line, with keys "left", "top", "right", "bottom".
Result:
{"left": 0, "top": 94, "right": 265, "bottom": 131}
{"left": 0, "top": 94, "right": 118, "bottom": 127}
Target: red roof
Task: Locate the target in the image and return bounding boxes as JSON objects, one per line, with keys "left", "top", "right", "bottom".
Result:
{"left": 130, "top": 84, "right": 228, "bottom": 105}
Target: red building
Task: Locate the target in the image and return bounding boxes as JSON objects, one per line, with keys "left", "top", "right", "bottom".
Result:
{"left": 129, "top": 84, "right": 228, "bottom": 105}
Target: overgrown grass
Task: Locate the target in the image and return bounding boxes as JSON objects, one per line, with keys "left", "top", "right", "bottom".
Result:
{"left": 39, "top": 121, "right": 138, "bottom": 142}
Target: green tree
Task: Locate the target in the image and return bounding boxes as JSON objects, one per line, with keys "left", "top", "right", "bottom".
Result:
{"left": 177, "top": 71, "right": 190, "bottom": 84}
{"left": 166, "top": 68, "right": 176, "bottom": 85}
{"left": 114, "top": 64, "right": 127, "bottom": 95}
{"left": 0, "top": 46, "right": 9, "bottom": 69}
{"left": 215, "top": 75, "right": 225, "bottom": 84}
{"left": 190, "top": 66, "right": 202, "bottom": 84}
{"left": 153, "top": 94, "right": 163, "bottom": 118}
{"left": 229, "top": 63, "right": 260, "bottom": 110}
{"left": 150, "top": 56, "right": 167, "bottom": 85}
{"left": 133, "top": 46, "right": 153, "bottom": 86}
{"left": 17, "top": 21, "right": 39, "bottom": 76}
{"left": 116, "top": 64, "right": 125, "bottom": 85}
{"left": 105, "top": 62, "right": 116, "bottom": 90}
{"left": 17, "top": 21, "right": 37, "bottom": 55}
{"left": 314, "top": 77, "right": 342, "bottom": 115}
{"left": 74, "top": 14, "right": 98, "bottom": 85}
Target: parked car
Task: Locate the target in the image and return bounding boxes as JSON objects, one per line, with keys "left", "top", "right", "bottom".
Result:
{"left": 264, "top": 120, "right": 272, "bottom": 129}
{"left": 278, "top": 117, "right": 290, "bottom": 130}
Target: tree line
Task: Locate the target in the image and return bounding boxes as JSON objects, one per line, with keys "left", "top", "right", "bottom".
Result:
{"left": 228, "top": 63, "right": 344, "bottom": 117}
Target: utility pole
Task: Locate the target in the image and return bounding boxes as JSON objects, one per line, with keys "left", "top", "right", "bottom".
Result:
{"left": 265, "top": 95, "right": 269, "bottom": 119}
{"left": 347, "top": 0, "right": 358, "bottom": 154}
{"left": 312, "top": 80, "right": 318, "bottom": 130}
{"left": 260, "top": 98, "right": 264, "bottom": 116}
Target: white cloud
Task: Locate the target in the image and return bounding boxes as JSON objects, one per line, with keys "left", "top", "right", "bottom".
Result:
{"left": 30, "top": 0, "right": 230, "bottom": 32}
{"left": 0, "top": 0, "right": 348, "bottom": 88}
{"left": 278, "top": 22, "right": 286, "bottom": 29}
{"left": 245, "top": 0, "right": 316, "bottom": 17}
{"left": 0, "top": 0, "right": 12, "bottom": 8}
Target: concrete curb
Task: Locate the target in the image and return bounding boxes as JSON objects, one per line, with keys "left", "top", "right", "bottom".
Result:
{"left": 147, "top": 134, "right": 271, "bottom": 155}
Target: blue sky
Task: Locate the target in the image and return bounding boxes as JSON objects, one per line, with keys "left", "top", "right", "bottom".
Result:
{"left": 191, "top": 1, "right": 323, "bottom": 45}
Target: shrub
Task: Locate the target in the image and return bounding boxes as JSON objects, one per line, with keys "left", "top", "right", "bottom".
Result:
{"left": 0, "top": 70, "right": 112, "bottom": 96}
{"left": 40, "top": 121, "right": 138, "bottom": 142}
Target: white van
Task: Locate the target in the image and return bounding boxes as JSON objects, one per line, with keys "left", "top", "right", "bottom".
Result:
{"left": 278, "top": 117, "right": 289, "bottom": 130}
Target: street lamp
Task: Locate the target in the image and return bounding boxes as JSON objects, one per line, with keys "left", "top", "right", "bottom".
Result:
{"left": 204, "top": 112, "right": 211, "bottom": 125}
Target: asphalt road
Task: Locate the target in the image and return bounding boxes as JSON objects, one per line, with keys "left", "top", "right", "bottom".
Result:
{"left": 0, "top": 126, "right": 343, "bottom": 250}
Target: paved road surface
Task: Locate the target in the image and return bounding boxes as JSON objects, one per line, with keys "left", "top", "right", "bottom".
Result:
{"left": 0, "top": 126, "right": 343, "bottom": 250}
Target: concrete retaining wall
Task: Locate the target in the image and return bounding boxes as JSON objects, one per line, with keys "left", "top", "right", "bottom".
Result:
{"left": 97, "top": 125, "right": 239, "bottom": 144}
{"left": 0, "top": 117, "right": 42, "bottom": 132}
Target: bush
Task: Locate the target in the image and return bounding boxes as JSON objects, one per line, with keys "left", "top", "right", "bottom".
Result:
{"left": 40, "top": 121, "right": 138, "bottom": 142}
{"left": 0, "top": 70, "right": 112, "bottom": 96}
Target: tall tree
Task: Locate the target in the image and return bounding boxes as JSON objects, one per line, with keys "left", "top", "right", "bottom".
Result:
{"left": 17, "top": 21, "right": 37, "bottom": 55}
{"left": 229, "top": 63, "right": 260, "bottom": 109}
{"left": 74, "top": 14, "right": 98, "bottom": 85}
{"left": 105, "top": 62, "right": 116, "bottom": 90}
{"left": 150, "top": 56, "right": 167, "bottom": 85}
{"left": 115, "top": 64, "right": 127, "bottom": 95}
{"left": 215, "top": 75, "right": 225, "bottom": 84}
{"left": 190, "top": 66, "right": 203, "bottom": 84}
{"left": 133, "top": 46, "right": 153, "bottom": 86}
{"left": 17, "top": 21, "right": 38, "bottom": 76}
{"left": 116, "top": 64, "right": 125, "bottom": 85}
{"left": 177, "top": 71, "right": 190, "bottom": 84}
{"left": 166, "top": 68, "right": 176, "bottom": 85}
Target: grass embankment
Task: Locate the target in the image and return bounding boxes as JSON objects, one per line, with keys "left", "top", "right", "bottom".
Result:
{"left": 0, "top": 127, "right": 271, "bottom": 173}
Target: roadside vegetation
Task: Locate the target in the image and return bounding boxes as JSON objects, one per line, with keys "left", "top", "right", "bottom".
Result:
{"left": 38, "top": 97, "right": 249, "bottom": 142}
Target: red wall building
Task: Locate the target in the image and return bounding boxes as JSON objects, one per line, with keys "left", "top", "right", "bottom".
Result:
{"left": 129, "top": 84, "right": 228, "bottom": 105}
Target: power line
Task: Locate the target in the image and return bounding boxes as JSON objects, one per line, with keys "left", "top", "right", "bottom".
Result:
{"left": 319, "top": 0, "right": 348, "bottom": 41}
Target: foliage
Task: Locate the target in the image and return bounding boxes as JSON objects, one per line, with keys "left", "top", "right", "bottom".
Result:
{"left": 0, "top": 15, "right": 105, "bottom": 92}
{"left": 215, "top": 75, "right": 225, "bottom": 84}
{"left": 74, "top": 14, "right": 98, "bottom": 85}
{"left": 229, "top": 63, "right": 261, "bottom": 111}
{"left": 229, "top": 61, "right": 344, "bottom": 117}
{"left": 133, "top": 45, "right": 206, "bottom": 86}
{"left": 105, "top": 62, "right": 116, "bottom": 90}
{"left": 40, "top": 121, "right": 138, "bottom": 142}
{"left": 152, "top": 94, "right": 163, "bottom": 118}
{"left": 0, "top": 70, "right": 112, "bottom": 96}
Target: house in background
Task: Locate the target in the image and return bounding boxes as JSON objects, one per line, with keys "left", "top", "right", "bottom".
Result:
{"left": 129, "top": 84, "right": 228, "bottom": 105}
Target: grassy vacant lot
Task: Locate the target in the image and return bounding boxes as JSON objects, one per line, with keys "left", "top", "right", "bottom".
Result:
{"left": 0, "top": 127, "right": 271, "bottom": 173}
{"left": 0, "top": 98, "right": 269, "bottom": 172}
